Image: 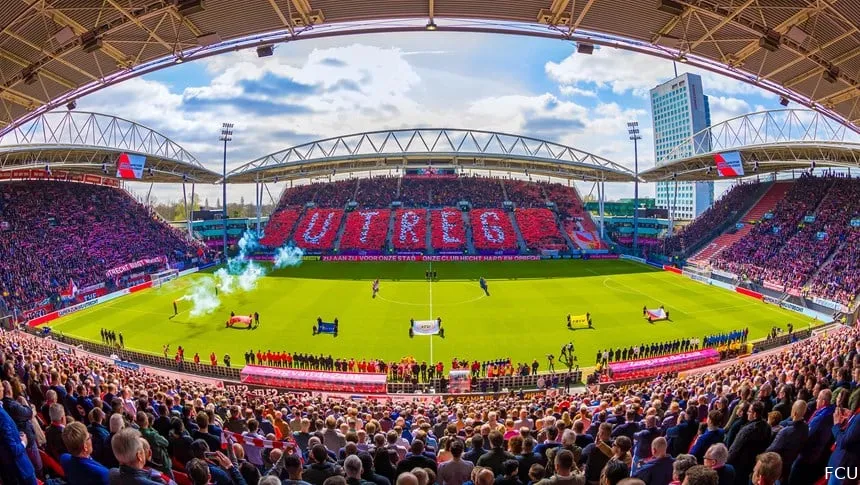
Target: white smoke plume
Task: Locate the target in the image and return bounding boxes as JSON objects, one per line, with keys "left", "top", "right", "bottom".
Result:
{"left": 179, "top": 278, "right": 220, "bottom": 317}
{"left": 274, "top": 246, "right": 304, "bottom": 269}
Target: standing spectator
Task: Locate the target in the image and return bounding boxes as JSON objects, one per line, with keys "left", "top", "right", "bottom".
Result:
{"left": 766, "top": 400, "right": 808, "bottom": 481}
{"left": 788, "top": 389, "right": 834, "bottom": 485}
{"left": 137, "top": 411, "right": 171, "bottom": 474}
{"left": 826, "top": 399, "right": 860, "bottom": 485}
{"left": 727, "top": 402, "right": 771, "bottom": 485}
{"left": 59, "top": 421, "right": 110, "bottom": 485}
{"left": 108, "top": 428, "right": 165, "bottom": 484}
{"left": 305, "top": 444, "right": 343, "bottom": 485}
{"left": 438, "top": 439, "right": 474, "bottom": 485}
{"left": 689, "top": 411, "right": 725, "bottom": 464}
{"left": 750, "top": 453, "right": 781, "bottom": 485}
{"left": 323, "top": 416, "right": 347, "bottom": 454}
{"left": 0, "top": 405, "right": 36, "bottom": 485}
{"left": 632, "top": 437, "right": 674, "bottom": 485}
{"left": 535, "top": 449, "right": 583, "bottom": 485}
{"left": 45, "top": 402, "right": 68, "bottom": 460}
{"left": 702, "top": 445, "right": 734, "bottom": 485}
{"left": 477, "top": 431, "right": 515, "bottom": 476}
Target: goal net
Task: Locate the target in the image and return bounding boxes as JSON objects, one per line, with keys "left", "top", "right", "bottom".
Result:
{"left": 150, "top": 268, "right": 179, "bottom": 288}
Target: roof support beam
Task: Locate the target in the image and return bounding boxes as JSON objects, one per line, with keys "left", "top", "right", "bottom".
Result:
{"left": 785, "top": 47, "right": 860, "bottom": 88}
{"left": 571, "top": 0, "right": 597, "bottom": 32}
{"left": 688, "top": 0, "right": 755, "bottom": 51}
{"left": 764, "top": 30, "right": 855, "bottom": 79}
{"left": 727, "top": 6, "right": 815, "bottom": 66}
{"left": 0, "top": 48, "right": 73, "bottom": 89}
{"left": 266, "top": 0, "right": 292, "bottom": 30}
{"left": 33, "top": 1, "right": 130, "bottom": 68}
{"left": 104, "top": 0, "right": 174, "bottom": 51}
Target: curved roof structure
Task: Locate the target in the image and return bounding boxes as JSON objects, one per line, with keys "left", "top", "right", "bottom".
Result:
{"left": 0, "top": 1, "right": 857, "bottom": 136}
{"left": 0, "top": 111, "right": 219, "bottom": 183}
{"left": 640, "top": 109, "right": 860, "bottom": 181}
{"left": 225, "top": 128, "right": 635, "bottom": 183}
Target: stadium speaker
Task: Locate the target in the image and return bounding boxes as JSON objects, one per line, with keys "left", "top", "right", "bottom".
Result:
{"left": 657, "top": 0, "right": 685, "bottom": 16}
{"left": 758, "top": 30, "right": 781, "bottom": 52}
{"left": 256, "top": 45, "right": 274, "bottom": 58}
{"left": 779, "top": 96, "right": 789, "bottom": 107}
{"left": 823, "top": 66, "right": 839, "bottom": 84}
{"left": 66, "top": 100, "right": 77, "bottom": 110}
{"left": 80, "top": 31, "right": 103, "bottom": 54}
{"left": 21, "top": 69, "right": 38, "bottom": 85}
{"left": 177, "top": 0, "right": 205, "bottom": 16}
{"left": 577, "top": 43, "right": 594, "bottom": 55}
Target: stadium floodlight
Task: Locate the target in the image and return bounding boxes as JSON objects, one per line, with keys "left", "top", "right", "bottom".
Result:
{"left": 677, "top": 54, "right": 688, "bottom": 63}
{"left": 220, "top": 122, "right": 234, "bottom": 255}
{"left": 66, "top": 100, "right": 76, "bottom": 110}
{"left": 627, "top": 121, "right": 641, "bottom": 255}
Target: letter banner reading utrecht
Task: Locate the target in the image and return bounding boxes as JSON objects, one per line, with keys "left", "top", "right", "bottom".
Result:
{"left": 412, "top": 320, "right": 440, "bottom": 336}
{"left": 115, "top": 152, "right": 147, "bottom": 179}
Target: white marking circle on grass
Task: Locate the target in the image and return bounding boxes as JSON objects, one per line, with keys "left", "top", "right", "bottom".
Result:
{"left": 376, "top": 281, "right": 487, "bottom": 307}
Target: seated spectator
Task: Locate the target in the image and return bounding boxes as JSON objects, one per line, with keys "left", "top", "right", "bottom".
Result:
{"left": 109, "top": 428, "right": 164, "bottom": 484}
{"left": 750, "top": 452, "right": 781, "bottom": 485}
{"left": 701, "top": 444, "right": 733, "bottom": 485}
{"left": 681, "top": 465, "right": 717, "bottom": 485}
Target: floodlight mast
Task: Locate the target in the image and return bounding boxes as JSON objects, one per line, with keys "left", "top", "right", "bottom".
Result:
{"left": 220, "top": 122, "right": 234, "bottom": 257}
{"left": 627, "top": 121, "right": 641, "bottom": 256}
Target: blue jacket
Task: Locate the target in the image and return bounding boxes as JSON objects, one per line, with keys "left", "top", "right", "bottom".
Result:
{"left": 827, "top": 412, "right": 860, "bottom": 485}
{"left": 632, "top": 427, "right": 659, "bottom": 463}
{"left": 666, "top": 419, "right": 698, "bottom": 457}
{"left": 60, "top": 453, "right": 110, "bottom": 485}
{"left": 796, "top": 405, "right": 834, "bottom": 464}
{"left": 611, "top": 421, "right": 639, "bottom": 440}
{"left": 632, "top": 455, "right": 674, "bottom": 485}
{"left": 766, "top": 419, "right": 808, "bottom": 479}
{"left": 689, "top": 428, "right": 724, "bottom": 464}
{"left": 0, "top": 406, "right": 36, "bottom": 485}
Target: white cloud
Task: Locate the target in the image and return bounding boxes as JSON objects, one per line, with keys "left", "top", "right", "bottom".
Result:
{"left": 559, "top": 85, "right": 597, "bottom": 97}
{"left": 707, "top": 96, "right": 752, "bottom": 125}
{"left": 546, "top": 48, "right": 772, "bottom": 98}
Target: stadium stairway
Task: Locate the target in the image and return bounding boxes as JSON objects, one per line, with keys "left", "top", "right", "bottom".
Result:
{"left": 331, "top": 206, "right": 350, "bottom": 252}
{"left": 285, "top": 205, "right": 309, "bottom": 246}
{"left": 689, "top": 181, "right": 792, "bottom": 264}
{"left": 385, "top": 209, "right": 397, "bottom": 252}
{"left": 555, "top": 211, "right": 579, "bottom": 254}
{"left": 462, "top": 210, "right": 477, "bottom": 255}
{"left": 425, "top": 210, "right": 434, "bottom": 254}
{"left": 507, "top": 210, "right": 530, "bottom": 254}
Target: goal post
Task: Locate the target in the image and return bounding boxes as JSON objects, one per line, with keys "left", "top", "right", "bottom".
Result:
{"left": 150, "top": 268, "right": 179, "bottom": 288}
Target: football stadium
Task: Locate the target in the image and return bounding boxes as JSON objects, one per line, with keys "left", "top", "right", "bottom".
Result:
{"left": 0, "top": 2, "right": 858, "bottom": 485}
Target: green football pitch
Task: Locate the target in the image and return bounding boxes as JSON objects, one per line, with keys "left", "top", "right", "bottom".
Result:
{"left": 48, "top": 260, "right": 816, "bottom": 368}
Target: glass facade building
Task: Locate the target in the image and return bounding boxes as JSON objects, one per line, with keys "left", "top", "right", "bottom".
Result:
{"left": 650, "top": 73, "right": 714, "bottom": 220}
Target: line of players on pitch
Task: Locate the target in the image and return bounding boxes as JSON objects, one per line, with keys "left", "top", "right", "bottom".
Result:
{"left": 371, "top": 276, "right": 490, "bottom": 298}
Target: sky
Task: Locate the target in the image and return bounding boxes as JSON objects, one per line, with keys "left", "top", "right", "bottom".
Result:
{"left": 71, "top": 31, "right": 780, "bottom": 207}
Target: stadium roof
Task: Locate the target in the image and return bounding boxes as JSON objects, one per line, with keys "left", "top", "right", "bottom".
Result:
{"left": 225, "top": 128, "right": 636, "bottom": 183}
{"left": 640, "top": 109, "right": 860, "bottom": 181}
{"left": 0, "top": 1, "right": 858, "bottom": 136}
{"left": 0, "top": 111, "right": 219, "bottom": 183}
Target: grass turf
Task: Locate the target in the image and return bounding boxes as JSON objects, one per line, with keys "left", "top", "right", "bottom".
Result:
{"left": 48, "top": 260, "right": 816, "bottom": 368}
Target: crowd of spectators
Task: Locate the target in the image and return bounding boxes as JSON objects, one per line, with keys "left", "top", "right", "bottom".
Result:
{"left": 469, "top": 210, "right": 518, "bottom": 251}
{"left": 430, "top": 209, "right": 467, "bottom": 252}
{"left": 356, "top": 178, "right": 400, "bottom": 209}
{"left": 292, "top": 209, "right": 344, "bottom": 250}
{"left": 313, "top": 181, "right": 359, "bottom": 209}
{"left": 0, "top": 319, "right": 857, "bottom": 485}
{"left": 278, "top": 183, "right": 320, "bottom": 207}
{"left": 542, "top": 184, "right": 585, "bottom": 220}
{"left": 514, "top": 209, "right": 566, "bottom": 252}
{"left": 393, "top": 210, "right": 428, "bottom": 251}
{"left": 0, "top": 181, "right": 205, "bottom": 317}
{"left": 807, "top": 229, "right": 860, "bottom": 306}
{"left": 460, "top": 178, "right": 505, "bottom": 208}
{"left": 503, "top": 181, "right": 546, "bottom": 209}
{"left": 259, "top": 209, "right": 302, "bottom": 248}
{"left": 661, "top": 182, "right": 763, "bottom": 255}
{"left": 339, "top": 210, "right": 391, "bottom": 252}
{"left": 713, "top": 175, "right": 859, "bottom": 307}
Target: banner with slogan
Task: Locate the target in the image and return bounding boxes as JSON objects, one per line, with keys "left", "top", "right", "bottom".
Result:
{"left": 317, "top": 321, "right": 337, "bottom": 335}
{"left": 568, "top": 314, "right": 589, "bottom": 327}
{"left": 105, "top": 256, "right": 167, "bottom": 277}
{"left": 412, "top": 319, "right": 440, "bottom": 335}
{"left": 116, "top": 152, "right": 147, "bottom": 179}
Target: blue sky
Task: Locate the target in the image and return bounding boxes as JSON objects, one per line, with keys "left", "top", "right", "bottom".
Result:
{"left": 74, "top": 32, "right": 779, "bottom": 205}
